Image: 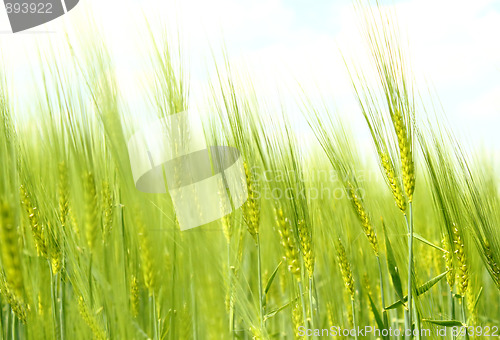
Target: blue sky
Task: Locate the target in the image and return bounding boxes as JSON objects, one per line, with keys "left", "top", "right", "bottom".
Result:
{"left": 1, "top": 0, "right": 499, "bottom": 156}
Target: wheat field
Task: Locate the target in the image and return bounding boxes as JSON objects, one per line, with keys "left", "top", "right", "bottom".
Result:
{"left": 0, "top": 3, "right": 499, "bottom": 340}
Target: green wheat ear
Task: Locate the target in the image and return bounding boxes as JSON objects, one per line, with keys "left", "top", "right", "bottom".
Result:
{"left": 453, "top": 226, "right": 469, "bottom": 297}
{"left": 48, "top": 222, "right": 63, "bottom": 275}
{"left": 336, "top": 239, "right": 355, "bottom": 300}
{"left": 77, "top": 296, "right": 107, "bottom": 340}
{"left": 101, "top": 181, "right": 114, "bottom": 242}
{"left": 0, "top": 278, "right": 29, "bottom": 323}
{"left": 442, "top": 235, "right": 455, "bottom": 292}
{"left": 20, "top": 185, "right": 47, "bottom": 258}
{"left": 129, "top": 275, "right": 139, "bottom": 318}
{"left": 292, "top": 301, "right": 304, "bottom": 339}
{"left": 275, "top": 207, "right": 301, "bottom": 282}
{"left": 298, "top": 219, "right": 314, "bottom": 278}
{"left": 391, "top": 108, "right": 415, "bottom": 202}
{"left": 242, "top": 162, "right": 260, "bottom": 241}
{"left": 346, "top": 181, "right": 378, "bottom": 257}
{"left": 0, "top": 201, "right": 29, "bottom": 323}
{"left": 349, "top": 5, "right": 417, "bottom": 210}
{"left": 58, "top": 161, "right": 69, "bottom": 226}
{"left": 221, "top": 210, "right": 233, "bottom": 245}
{"left": 483, "top": 241, "right": 500, "bottom": 289}
{"left": 135, "top": 209, "right": 156, "bottom": 296}
{"left": 37, "top": 291, "right": 44, "bottom": 317}
{"left": 380, "top": 152, "right": 406, "bottom": 212}
{"left": 83, "top": 172, "right": 99, "bottom": 252}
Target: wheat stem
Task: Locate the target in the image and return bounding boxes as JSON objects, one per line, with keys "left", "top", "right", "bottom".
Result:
{"left": 256, "top": 234, "right": 264, "bottom": 331}
{"left": 88, "top": 254, "right": 93, "bottom": 303}
{"left": 0, "top": 294, "right": 3, "bottom": 338}
{"left": 189, "top": 248, "right": 198, "bottom": 340}
{"left": 153, "top": 292, "right": 158, "bottom": 340}
{"left": 404, "top": 201, "right": 414, "bottom": 339}
{"left": 58, "top": 274, "right": 65, "bottom": 340}
{"left": 10, "top": 310, "right": 14, "bottom": 340}
{"left": 226, "top": 242, "right": 235, "bottom": 337}
{"left": 461, "top": 297, "right": 469, "bottom": 340}
{"left": 49, "top": 260, "right": 60, "bottom": 340}
{"left": 375, "top": 256, "right": 386, "bottom": 308}
{"left": 6, "top": 309, "right": 10, "bottom": 340}
{"left": 351, "top": 299, "right": 358, "bottom": 340}
{"left": 170, "top": 225, "right": 177, "bottom": 340}
{"left": 414, "top": 303, "right": 421, "bottom": 340}
{"left": 376, "top": 255, "right": 390, "bottom": 329}
{"left": 308, "top": 277, "right": 314, "bottom": 335}
{"left": 298, "top": 281, "right": 307, "bottom": 338}
{"left": 449, "top": 290, "right": 456, "bottom": 340}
